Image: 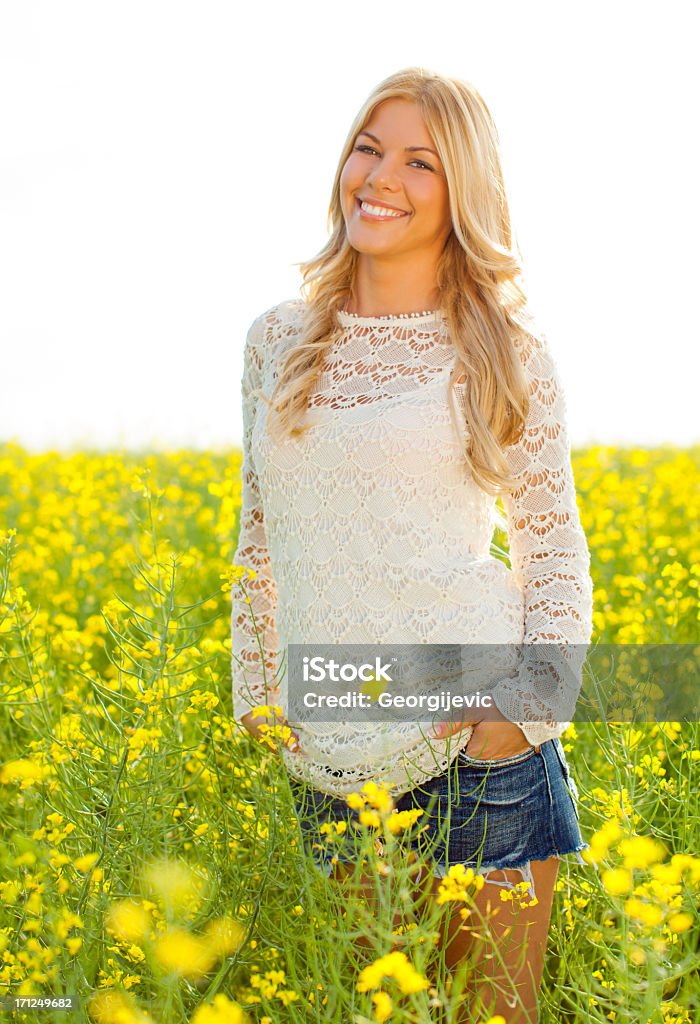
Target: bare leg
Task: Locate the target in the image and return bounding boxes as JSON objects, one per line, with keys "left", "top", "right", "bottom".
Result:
{"left": 429, "top": 856, "right": 561, "bottom": 1023}
{"left": 328, "top": 853, "right": 426, "bottom": 953}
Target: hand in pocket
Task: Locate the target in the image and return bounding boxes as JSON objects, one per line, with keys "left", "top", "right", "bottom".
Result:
{"left": 466, "top": 719, "right": 530, "bottom": 760}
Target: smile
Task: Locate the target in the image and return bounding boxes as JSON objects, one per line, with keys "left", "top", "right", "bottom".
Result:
{"left": 356, "top": 198, "right": 409, "bottom": 220}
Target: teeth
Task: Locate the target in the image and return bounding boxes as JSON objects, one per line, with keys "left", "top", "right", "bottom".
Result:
{"left": 360, "top": 201, "right": 405, "bottom": 218}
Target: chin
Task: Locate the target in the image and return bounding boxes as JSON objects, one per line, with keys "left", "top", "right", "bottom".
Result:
{"left": 346, "top": 231, "right": 397, "bottom": 256}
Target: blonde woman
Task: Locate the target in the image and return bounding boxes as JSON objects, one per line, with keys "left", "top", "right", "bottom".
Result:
{"left": 231, "top": 67, "right": 593, "bottom": 1022}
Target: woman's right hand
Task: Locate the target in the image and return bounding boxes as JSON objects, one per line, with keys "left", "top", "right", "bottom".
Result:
{"left": 240, "top": 705, "right": 302, "bottom": 753}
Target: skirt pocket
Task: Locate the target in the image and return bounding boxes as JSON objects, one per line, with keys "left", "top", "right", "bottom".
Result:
{"left": 457, "top": 743, "right": 536, "bottom": 770}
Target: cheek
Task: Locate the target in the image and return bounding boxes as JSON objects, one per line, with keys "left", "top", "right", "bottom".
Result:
{"left": 413, "top": 187, "right": 445, "bottom": 220}
{"left": 341, "top": 154, "right": 367, "bottom": 192}
{"left": 424, "top": 186, "right": 451, "bottom": 227}
{"left": 339, "top": 168, "right": 361, "bottom": 223}
{"left": 339, "top": 158, "right": 354, "bottom": 189}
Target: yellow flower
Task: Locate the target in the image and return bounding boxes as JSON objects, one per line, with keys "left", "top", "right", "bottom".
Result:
{"left": 276, "top": 989, "right": 300, "bottom": 1006}
{"left": 391, "top": 958, "right": 429, "bottom": 995}
{"left": 659, "top": 999, "right": 691, "bottom": 1023}
{"left": 618, "top": 836, "right": 666, "bottom": 870}
{"left": 666, "top": 912, "right": 693, "bottom": 934}
{"left": 359, "top": 810, "right": 382, "bottom": 829}
{"left": 499, "top": 880, "right": 539, "bottom": 908}
{"left": 357, "top": 951, "right": 429, "bottom": 995}
{"left": 346, "top": 792, "right": 365, "bottom": 811}
{"left": 670, "top": 854, "right": 700, "bottom": 883}
{"left": 203, "top": 916, "right": 245, "bottom": 956}
{"left": 386, "top": 808, "right": 424, "bottom": 834}
{"left": 601, "top": 868, "right": 633, "bottom": 895}
{"left": 582, "top": 819, "right": 622, "bottom": 865}
{"left": 624, "top": 898, "right": 663, "bottom": 928}
{"left": 142, "top": 857, "right": 207, "bottom": 914}
{"left": 219, "top": 565, "right": 257, "bottom": 593}
{"left": 0, "top": 758, "right": 44, "bottom": 786}
{"left": 153, "top": 927, "right": 216, "bottom": 980}
{"left": 250, "top": 969, "right": 289, "bottom": 999}
{"left": 361, "top": 781, "right": 394, "bottom": 813}
{"left": 74, "top": 852, "right": 100, "bottom": 872}
{"left": 250, "top": 703, "right": 283, "bottom": 718}
{"left": 87, "top": 989, "right": 155, "bottom": 1024}
{"left": 372, "top": 990, "right": 393, "bottom": 1022}
{"left": 320, "top": 820, "right": 348, "bottom": 841}
{"left": 651, "top": 862, "right": 683, "bottom": 886}
{"left": 105, "top": 900, "right": 153, "bottom": 944}
{"left": 191, "top": 993, "right": 249, "bottom": 1023}
{"left": 436, "top": 864, "right": 485, "bottom": 904}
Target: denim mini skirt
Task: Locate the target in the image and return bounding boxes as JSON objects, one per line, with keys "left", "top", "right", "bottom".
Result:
{"left": 288, "top": 737, "right": 588, "bottom": 899}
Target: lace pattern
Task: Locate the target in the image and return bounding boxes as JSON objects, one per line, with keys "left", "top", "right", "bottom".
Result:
{"left": 230, "top": 299, "right": 593, "bottom": 796}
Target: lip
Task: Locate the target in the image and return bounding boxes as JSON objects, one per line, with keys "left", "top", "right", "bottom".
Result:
{"left": 356, "top": 196, "right": 409, "bottom": 219}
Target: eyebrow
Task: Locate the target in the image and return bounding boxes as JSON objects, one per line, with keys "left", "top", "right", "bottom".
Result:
{"left": 356, "top": 130, "right": 440, "bottom": 158}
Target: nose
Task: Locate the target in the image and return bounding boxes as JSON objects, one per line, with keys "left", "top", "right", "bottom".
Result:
{"left": 366, "top": 153, "right": 402, "bottom": 192}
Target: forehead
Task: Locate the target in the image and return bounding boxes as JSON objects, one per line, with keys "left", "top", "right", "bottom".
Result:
{"left": 360, "top": 98, "right": 431, "bottom": 140}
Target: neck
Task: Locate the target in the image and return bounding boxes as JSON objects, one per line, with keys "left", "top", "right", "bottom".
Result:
{"left": 346, "top": 255, "right": 441, "bottom": 316}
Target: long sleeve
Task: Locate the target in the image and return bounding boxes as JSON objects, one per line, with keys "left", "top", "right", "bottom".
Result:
{"left": 490, "top": 329, "right": 594, "bottom": 746}
{"left": 230, "top": 312, "right": 281, "bottom": 725}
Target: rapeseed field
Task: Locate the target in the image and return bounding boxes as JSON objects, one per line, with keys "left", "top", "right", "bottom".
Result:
{"left": 0, "top": 441, "right": 698, "bottom": 1023}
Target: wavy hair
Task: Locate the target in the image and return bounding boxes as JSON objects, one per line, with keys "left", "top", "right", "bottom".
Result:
{"left": 265, "top": 66, "right": 540, "bottom": 496}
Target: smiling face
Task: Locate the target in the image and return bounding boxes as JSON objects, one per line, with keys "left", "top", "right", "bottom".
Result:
{"left": 340, "top": 98, "right": 453, "bottom": 266}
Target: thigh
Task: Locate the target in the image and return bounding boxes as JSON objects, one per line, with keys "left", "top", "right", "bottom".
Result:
{"left": 409, "top": 740, "right": 582, "bottom": 1022}
{"left": 429, "top": 855, "right": 560, "bottom": 1023}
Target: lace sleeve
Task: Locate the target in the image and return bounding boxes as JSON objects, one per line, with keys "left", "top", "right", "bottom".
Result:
{"left": 490, "top": 329, "right": 594, "bottom": 746}
{"left": 230, "top": 312, "right": 281, "bottom": 724}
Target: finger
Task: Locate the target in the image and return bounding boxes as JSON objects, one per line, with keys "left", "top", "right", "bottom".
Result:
{"left": 429, "top": 723, "right": 452, "bottom": 740}
{"left": 428, "top": 720, "right": 478, "bottom": 740}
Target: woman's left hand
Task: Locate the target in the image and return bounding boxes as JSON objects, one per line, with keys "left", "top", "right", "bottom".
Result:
{"left": 429, "top": 706, "right": 530, "bottom": 760}
{"left": 466, "top": 716, "right": 530, "bottom": 760}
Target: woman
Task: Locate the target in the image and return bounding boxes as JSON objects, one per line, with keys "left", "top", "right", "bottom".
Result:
{"left": 230, "top": 66, "right": 593, "bottom": 1022}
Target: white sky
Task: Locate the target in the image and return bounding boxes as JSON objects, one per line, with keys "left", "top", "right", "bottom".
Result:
{"left": 1, "top": 0, "right": 698, "bottom": 452}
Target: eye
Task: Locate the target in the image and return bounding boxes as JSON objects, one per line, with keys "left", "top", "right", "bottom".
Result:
{"left": 354, "top": 145, "right": 434, "bottom": 172}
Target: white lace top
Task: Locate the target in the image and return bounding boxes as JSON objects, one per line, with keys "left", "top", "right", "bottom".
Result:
{"left": 230, "top": 299, "right": 594, "bottom": 797}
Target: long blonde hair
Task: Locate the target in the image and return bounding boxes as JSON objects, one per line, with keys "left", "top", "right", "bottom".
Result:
{"left": 267, "top": 66, "right": 540, "bottom": 496}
